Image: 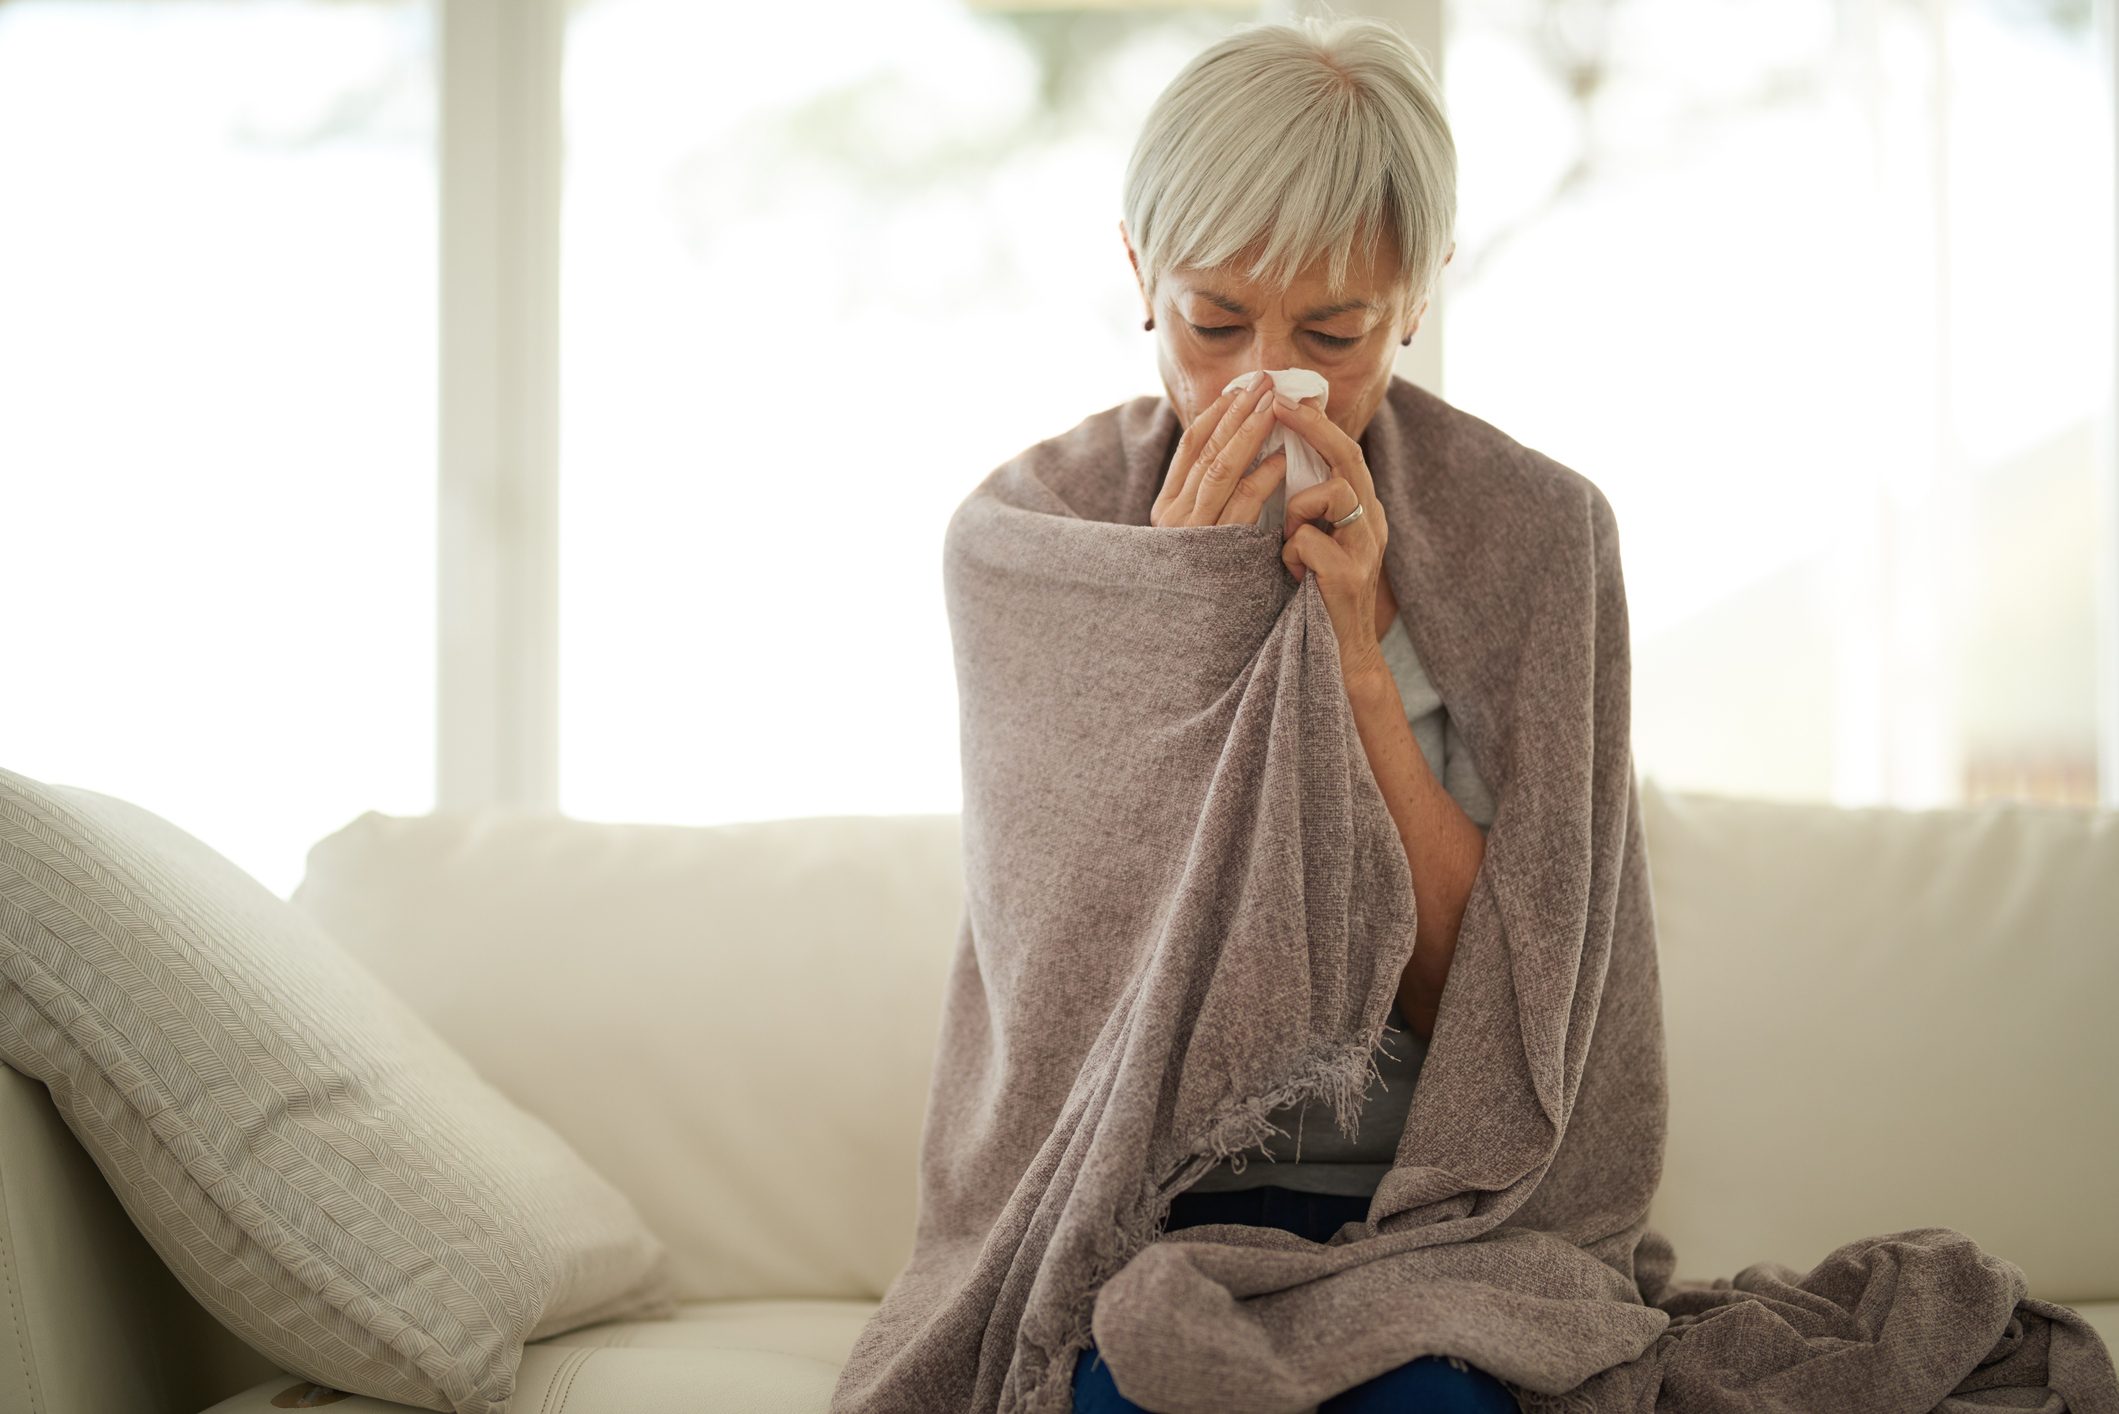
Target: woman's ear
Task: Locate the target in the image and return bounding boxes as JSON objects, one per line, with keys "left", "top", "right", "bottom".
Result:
{"left": 1406, "top": 245, "right": 1454, "bottom": 336}
{"left": 1403, "top": 293, "right": 1429, "bottom": 344}
{"left": 1119, "top": 220, "right": 1153, "bottom": 325}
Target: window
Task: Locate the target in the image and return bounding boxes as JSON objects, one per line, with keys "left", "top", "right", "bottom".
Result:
{"left": 555, "top": 0, "right": 1248, "bottom": 824}
{"left": 0, "top": 0, "right": 437, "bottom": 894}
{"left": 1442, "top": 0, "right": 2110, "bottom": 807}
{"left": 6, "top": 0, "right": 2107, "bottom": 895}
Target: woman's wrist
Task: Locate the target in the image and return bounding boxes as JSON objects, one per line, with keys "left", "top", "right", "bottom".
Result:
{"left": 1343, "top": 652, "right": 1398, "bottom": 717}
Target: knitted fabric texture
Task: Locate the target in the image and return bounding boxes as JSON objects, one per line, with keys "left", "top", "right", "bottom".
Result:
{"left": 829, "top": 375, "right": 2119, "bottom": 1414}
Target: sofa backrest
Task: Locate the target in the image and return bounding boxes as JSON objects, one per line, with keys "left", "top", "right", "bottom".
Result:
{"left": 1639, "top": 782, "right": 2118, "bottom": 1303}
{"left": 282, "top": 779, "right": 2119, "bottom": 1307}
{"left": 289, "top": 808, "right": 967, "bottom": 1306}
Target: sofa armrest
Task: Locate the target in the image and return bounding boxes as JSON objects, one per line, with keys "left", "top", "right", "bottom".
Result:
{"left": 0, "top": 1062, "right": 280, "bottom": 1414}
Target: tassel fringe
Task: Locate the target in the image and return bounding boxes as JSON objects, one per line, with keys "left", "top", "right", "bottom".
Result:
{"left": 1011, "top": 1019, "right": 1398, "bottom": 1412}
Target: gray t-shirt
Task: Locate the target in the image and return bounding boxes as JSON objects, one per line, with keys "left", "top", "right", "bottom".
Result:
{"left": 1183, "top": 611, "right": 1495, "bottom": 1197}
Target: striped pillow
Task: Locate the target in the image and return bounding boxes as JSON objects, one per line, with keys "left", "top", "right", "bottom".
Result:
{"left": 0, "top": 766, "right": 677, "bottom": 1412}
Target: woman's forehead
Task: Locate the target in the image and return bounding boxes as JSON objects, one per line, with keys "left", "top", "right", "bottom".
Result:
{"left": 1170, "top": 229, "right": 1406, "bottom": 311}
{"left": 1181, "top": 283, "right": 1384, "bottom": 323}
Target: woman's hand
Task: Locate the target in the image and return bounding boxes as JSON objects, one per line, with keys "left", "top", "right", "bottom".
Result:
{"left": 1150, "top": 374, "right": 1290, "bottom": 529}
{"left": 1274, "top": 398, "right": 1390, "bottom": 686}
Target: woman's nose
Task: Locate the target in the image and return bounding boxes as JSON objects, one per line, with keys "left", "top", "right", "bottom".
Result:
{"left": 1251, "top": 339, "right": 1296, "bottom": 372}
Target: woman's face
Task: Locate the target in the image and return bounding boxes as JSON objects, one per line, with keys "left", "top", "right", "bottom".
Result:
{"left": 1121, "top": 223, "right": 1451, "bottom": 447}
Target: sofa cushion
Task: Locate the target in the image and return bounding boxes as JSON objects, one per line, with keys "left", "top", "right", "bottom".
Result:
{"left": 200, "top": 1299, "right": 888, "bottom": 1414}
{"left": 535, "top": 1295, "right": 880, "bottom": 1361}
{"left": 204, "top": 1339, "right": 846, "bottom": 1414}
{"left": 288, "top": 808, "right": 966, "bottom": 1305}
{"left": 0, "top": 766, "right": 679, "bottom": 1414}
{"left": 194, "top": 1296, "right": 2119, "bottom": 1414}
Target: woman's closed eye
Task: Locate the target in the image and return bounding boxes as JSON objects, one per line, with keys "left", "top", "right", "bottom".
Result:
{"left": 1188, "top": 322, "right": 1358, "bottom": 350}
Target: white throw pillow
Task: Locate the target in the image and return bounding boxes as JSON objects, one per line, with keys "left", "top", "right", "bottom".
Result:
{"left": 0, "top": 766, "right": 677, "bottom": 1413}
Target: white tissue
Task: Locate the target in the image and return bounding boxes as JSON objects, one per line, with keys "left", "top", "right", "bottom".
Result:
{"left": 1221, "top": 368, "right": 1330, "bottom": 535}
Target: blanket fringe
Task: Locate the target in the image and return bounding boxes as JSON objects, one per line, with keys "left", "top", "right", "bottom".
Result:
{"left": 1010, "top": 1018, "right": 1398, "bottom": 1412}
{"left": 1177, "top": 1016, "right": 1396, "bottom": 1176}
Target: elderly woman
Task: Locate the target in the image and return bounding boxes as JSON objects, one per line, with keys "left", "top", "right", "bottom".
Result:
{"left": 833, "top": 14, "right": 1579, "bottom": 1414}
{"left": 1066, "top": 16, "right": 1519, "bottom": 1414}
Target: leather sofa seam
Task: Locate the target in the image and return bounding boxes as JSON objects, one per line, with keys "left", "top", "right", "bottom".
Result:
{"left": 540, "top": 1345, "right": 596, "bottom": 1414}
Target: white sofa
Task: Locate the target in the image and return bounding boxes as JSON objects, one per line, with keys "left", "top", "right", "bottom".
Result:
{"left": 3, "top": 777, "right": 2114, "bottom": 1413}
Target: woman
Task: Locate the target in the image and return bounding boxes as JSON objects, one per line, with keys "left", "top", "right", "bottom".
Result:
{"left": 1071, "top": 15, "right": 1518, "bottom": 1414}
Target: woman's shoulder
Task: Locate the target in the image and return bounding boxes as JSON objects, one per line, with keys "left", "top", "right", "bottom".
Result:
{"left": 1381, "top": 375, "right": 1621, "bottom": 557}
{"left": 1383, "top": 377, "right": 1616, "bottom": 525}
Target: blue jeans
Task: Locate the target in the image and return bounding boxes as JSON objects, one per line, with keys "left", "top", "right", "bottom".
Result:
{"left": 1072, "top": 1185, "right": 1521, "bottom": 1413}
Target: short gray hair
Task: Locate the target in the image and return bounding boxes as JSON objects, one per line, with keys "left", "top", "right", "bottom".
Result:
{"left": 1121, "top": 14, "right": 1456, "bottom": 312}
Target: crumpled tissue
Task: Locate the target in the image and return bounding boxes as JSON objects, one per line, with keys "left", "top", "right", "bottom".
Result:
{"left": 1221, "top": 368, "right": 1330, "bottom": 534}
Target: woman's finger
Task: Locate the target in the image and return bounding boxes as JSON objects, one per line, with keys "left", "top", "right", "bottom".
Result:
{"left": 1271, "top": 398, "right": 1376, "bottom": 507}
{"left": 1189, "top": 380, "right": 1285, "bottom": 525}
{"left": 1166, "top": 380, "right": 1262, "bottom": 522}
{"left": 1281, "top": 520, "right": 1361, "bottom": 585}
{"left": 1215, "top": 448, "right": 1287, "bottom": 527}
{"left": 1283, "top": 475, "right": 1357, "bottom": 533}
{"left": 1284, "top": 476, "right": 1381, "bottom": 550}
{"left": 1175, "top": 376, "right": 1275, "bottom": 523}
{"left": 1154, "top": 384, "right": 1244, "bottom": 526}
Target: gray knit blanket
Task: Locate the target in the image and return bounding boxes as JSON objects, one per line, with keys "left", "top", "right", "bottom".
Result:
{"left": 829, "top": 376, "right": 2119, "bottom": 1414}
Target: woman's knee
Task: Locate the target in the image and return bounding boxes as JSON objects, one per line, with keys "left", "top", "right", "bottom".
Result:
{"left": 1319, "top": 1353, "right": 1522, "bottom": 1413}
{"left": 1074, "top": 1341, "right": 1520, "bottom": 1414}
{"left": 1072, "top": 1343, "right": 1159, "bottom": 1414}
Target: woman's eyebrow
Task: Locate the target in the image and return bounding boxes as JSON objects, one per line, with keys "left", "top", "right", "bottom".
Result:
{"left": 1193, "top": 289, "right": 1377, "bottom": 321}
